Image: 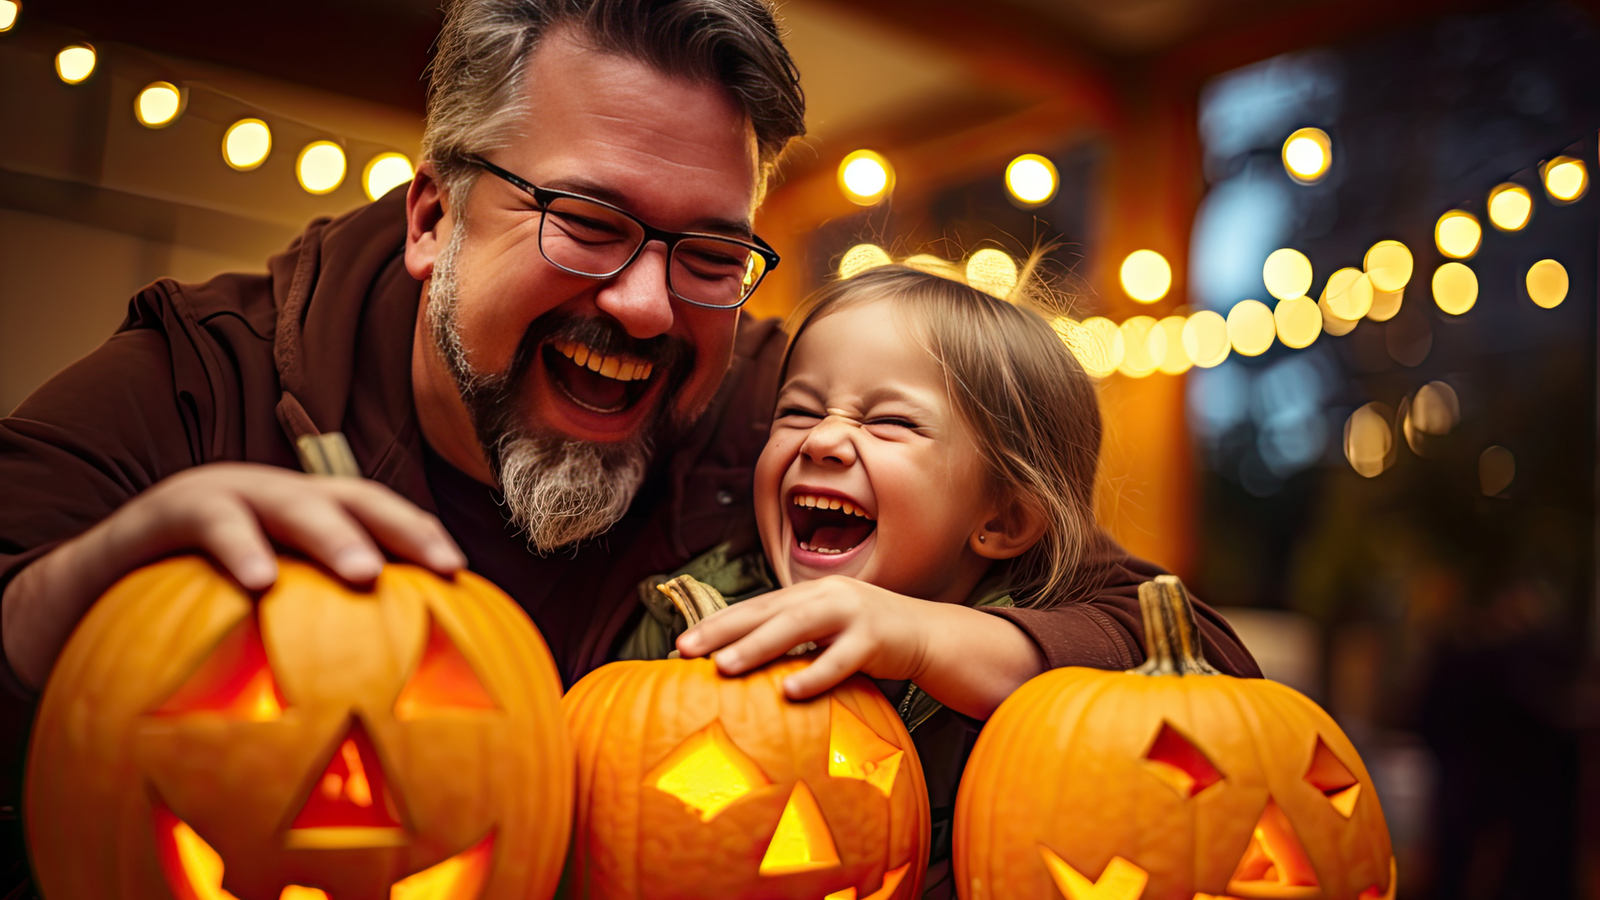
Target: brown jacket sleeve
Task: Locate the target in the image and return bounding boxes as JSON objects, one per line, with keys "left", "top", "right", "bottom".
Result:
{"left": 982, "top": 532, "right": 1262, "bottom": 678}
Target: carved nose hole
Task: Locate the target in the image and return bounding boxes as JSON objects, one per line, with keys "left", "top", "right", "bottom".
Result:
{"left": 1225, "top": 798, "right": 1320, "bottom": 894}
{"left": 287, "top": 720, "right": 404, "bottom": 849}
{"left": 759, "top": 780, "right": 840, "bottom": 877}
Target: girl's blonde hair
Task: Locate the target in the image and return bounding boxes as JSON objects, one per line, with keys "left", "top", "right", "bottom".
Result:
{"left": 782, "top": 257, "right": 1103, "bottom": 608}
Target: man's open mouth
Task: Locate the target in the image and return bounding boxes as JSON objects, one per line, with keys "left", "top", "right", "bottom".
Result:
{"left": 787, "top": 492, "right": 877, "bottom": 555}
{"left": 543, "top": 339, "right": 657, "bottom": 414}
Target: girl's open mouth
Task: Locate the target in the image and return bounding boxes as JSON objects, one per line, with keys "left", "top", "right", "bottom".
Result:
{"left": 787, "top": 492, "right": 876, "bottom": 556}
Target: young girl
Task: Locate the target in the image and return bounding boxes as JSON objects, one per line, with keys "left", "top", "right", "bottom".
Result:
{"left": 664, "top": 257, "right": 1259, "bottom": 896}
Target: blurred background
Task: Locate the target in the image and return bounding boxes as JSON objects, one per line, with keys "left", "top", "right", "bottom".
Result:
{"left": 2, "top": 0, "right": 1598, "bottom": 897}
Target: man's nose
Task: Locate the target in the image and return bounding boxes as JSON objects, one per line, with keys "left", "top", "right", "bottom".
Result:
{"left": 799, "top": 416, "right": 859, "bottom": 467}
{"left": 593, "top": 242, "right": 675, "bottom": 339}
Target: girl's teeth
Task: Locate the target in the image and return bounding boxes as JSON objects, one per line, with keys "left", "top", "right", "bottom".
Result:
{"left": 798, "top": 541, "right": 844, "bottom": 555}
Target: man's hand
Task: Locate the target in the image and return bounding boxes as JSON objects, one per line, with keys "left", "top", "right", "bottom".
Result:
{"left": 2, "top": 462, "right": 466, "bottom": 688}
{"left": 674, "top": 575, "right": 1046, "bottom": 720}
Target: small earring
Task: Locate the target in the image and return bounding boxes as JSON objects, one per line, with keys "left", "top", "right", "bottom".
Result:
{"left": 978, "top": 534, "right": 987, "bottom": 544}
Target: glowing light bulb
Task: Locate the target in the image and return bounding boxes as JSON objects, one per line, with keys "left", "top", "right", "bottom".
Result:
{"left": 1526, "top": 259, "right": 1568, "bottom": 309}
{"left": 55, "top": 44, "right": 96, "bottom": 84}
{"left": 1155, "top": 315, "right": 1192, "bottom": 375}
{"left": 135, "top": 82, "right": 182, "bottom": 128}
{"left": 1005, "top": 154, "right": 1057, "bottom": 206}
{"left": 1227, "top": 299, "right": 1276, "bottom": 357}
{"left": 362, "top": 152, "right": 414, "bottom": 201}
{"left": 1345, "top": 403, "right": 1394, "bottom": 478}
{"left": 1273, "top": 296, "right": 1321, "bottom": 349}
{"left": 1118, "top": 316, "right": 1163, "bottom": 378}
{"left": 1363, "top": 240, "right": 1413, "bottom": 292}
{"left": 838, "top": 244, "right": 892, "bottom": 279}
{"left": 1182, "top": 311, "right": 1230, "bottom": 368}
{"left": 1542, "top": 156, "right": 1587, "bottom": 203}
{"left": 1119, "top": 249, "right": 1171, "bottom": 304}
{"left": 0, "top": 1, "right": 20, "bottom": 32}
{"left": 1323, "top": 268, "right": 1373, "bottom": 321}
{"left": 1263, "top": 248, "right": 1313, "bottom": 301}
{"left": 1282, "top": 127, "right": 1331, "bottom": 183}
{"left": 297, "top": 141, "right": 347, "bottom": 195}
{"left": 1319, "top": 294, "right": 1358, "bottom": 336}
{"left": 222, "top": 119, "right": 272, "bottom": 171}
{"left": 1432, "top": 262, "right": 1478, "bottom": 315}
{"left": 965, "top": 249, "right": 1018, "bottom": 300}
{"left": 838, "top": 150, "right": 892, "bottom": 205}
{"left": 1486, "top": 183, "right": 1532, "bottom": 232}
{"left": 1434, "top": 210, "right": 1481, "bottom": 260}
{"left": 1080, "top": 317, "right": 1125, "bottom": 378}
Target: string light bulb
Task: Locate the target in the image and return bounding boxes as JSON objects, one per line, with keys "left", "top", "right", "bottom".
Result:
{"left": 838, "top": 150, "right": 892, "bottom": 206}
{"left": 362, "top": 152, "right": 414, "bottom": 201}
{"left": 297, "top": 141, "right": 347, "bottom": 194}
{"left": 1434, "top": 210, "right": 1481, "bottom": 260}
{"left": 1282, "top": 127, "right": 1332, "bottom": 183}
{"left": 222, "top": 119, "right": 272, "bottom": 171}
{"left": 1119, "top": 249, "right": 1172, "bottom": 303}
{"left": 1487, "top": 183, "right": 1532, "bottom": 232}
{"left": 1005, "top": 154, "right": 1058, "bottom": 206}
{"left": 55, "top": 44, "right": 96, "bottom": 84}
{"left": 0, "top": 1, "right": 20, "bottom": 32}
{"left": 135, "top": 82, "right": 183, "bottom": 128}
{"left": 1542, "top": 156, "right": 1587, "bottom": 203}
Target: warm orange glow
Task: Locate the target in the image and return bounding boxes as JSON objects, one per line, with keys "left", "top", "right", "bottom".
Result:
{"left": 838, "top": 150, "right": 893, "bottom": 205}
{"left": 0, "top": 1, "right": 18, "bottom": 32}
{"left": 1226, "top": 800, "right": 1319, "bottom": 894}
{"left": 1358, "top": 860, "right": 1399, "bottom": 900}
{"left": 1282, "top": 128, "right": 1331, "bottom": 183}
{"left": 823, "top": 863, "right": 911, "bottom": 900}
{"left": 153, "top": 614, "right": 285, "bottom": 720}
{"left": 136, "top": 82, "right": 183, "bottom": 128}
{"left": 1155, "top": 316, "right": 1192, "bottom": 375}
{"left": 1144, "top": 722, "right": 1223, "bottom": 798}
{"left": 1487, "top": 183, "right": 1533, "bottom": 231}
{"left": 966, "top": 249, "right": 1018, "bottom": 300}
{"left": 1038, "top": 848, "right": 1149, "bottom": 900}
{"left": 1434, "top": 210, "right": 1481, "bottom": 259}
{"left": 1542, "top": 156, "right": 1587, "bottom": 203}
{"left": 55, "top": 44, "right": 96, "bottom": 84}
{"left": 1118, "top": 316, "right": 1163, "bottom": 377}
{"left": 1076, "top": 317, "right": 1126, "bottom": 378}
{"left": 1006, "top": 154, "right": 1059, "bottom": 206}
{"left": 297, "top": 141, "right": 347, "bottom": 195}
{"left": 391, "top": 834, "right": 495, "bottom": 900}
{"left": 289, "top": 722, "right": 402, "bottom": 847}
{"left": 1304, "top": 737, "right": 1361, "bottom": 818}
{"left": 828, "top": 698, "right": 904, "bottom": 797}
{"left": 649, "top": 721, "right": 770, "bottom": 821}
{"left": 223, "top": 119, "right": 272, "bottom": 171}
{"left": 363, "top": 152, "right": 415, "bottom": 202}
{"left": 1182, "top": 311, "right": 1230, "bottom": 368}
{"left": 758, "top": 781, "right": 840, "bottom": 876}
{"left": 839, "top": 244, "right": 892, "bottom": 279}
{"left": 394, "top": 618, "right": 497, "bottom": 719}
{"left": 280, "top": 888, "right": 329, "bottom": 900}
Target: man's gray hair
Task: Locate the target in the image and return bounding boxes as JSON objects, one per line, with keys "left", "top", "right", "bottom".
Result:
{"left": 423, "top": 0, "right": 806, "bottom": 205}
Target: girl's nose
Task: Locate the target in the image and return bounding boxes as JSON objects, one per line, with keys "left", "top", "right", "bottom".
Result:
{"left": 798, "top": 414, "right": 859, "bottom": 467}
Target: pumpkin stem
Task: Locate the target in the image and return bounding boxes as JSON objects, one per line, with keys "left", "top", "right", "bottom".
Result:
{"left": 1132, "top": 575, "right": 1219, "bottom": 676}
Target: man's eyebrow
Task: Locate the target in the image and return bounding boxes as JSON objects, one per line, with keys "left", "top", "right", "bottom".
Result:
{"left": 541, "top": 177, "right": 753, "bottom": 237}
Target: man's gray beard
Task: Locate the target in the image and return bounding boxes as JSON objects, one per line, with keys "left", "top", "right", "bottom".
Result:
{"left": 426, "top": 228, "right": 650, "bottom": 553}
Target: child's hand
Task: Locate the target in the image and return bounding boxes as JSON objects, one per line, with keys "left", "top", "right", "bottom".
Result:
{"left": 675, "top": 575, "right": 931, "bottom": 700}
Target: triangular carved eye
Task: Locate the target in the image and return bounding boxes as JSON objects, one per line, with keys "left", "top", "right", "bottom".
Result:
{"left": 1143, "top": 722, "right": 1222, "bottom": 798}
{"left": 1226, "top": 798, "right": 1320, "bottom": 894}
{"left": 1304, "top": 737, "right": 1361, "bottom": 818}
{"left": 393, "top": 617, "right": 497, "bottom": 719}
{"left": 647, "top": 721, "right": 771, "bottom": 821}
{"left": 828, "top": 697, "right": 904, "bottom": 797}
{"left": 759, "top": 781, "right": 840, "bottom": 877}
{"left": 152, "top": 611, "right": 285, "bottom": 721}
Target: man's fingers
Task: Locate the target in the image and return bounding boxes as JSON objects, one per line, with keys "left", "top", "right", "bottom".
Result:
{"left": 254, "top": 492, "right": 386, "bottom": 582}
{"left": 327, "top": 480, "right": 466, "bottom": 574}
{"left": 184, "top": 498, "right": 280, "bottom": 590}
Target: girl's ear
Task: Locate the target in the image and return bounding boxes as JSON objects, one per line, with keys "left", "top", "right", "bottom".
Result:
{"left": 971, "top": 498, "right": 1048, "bottom": 560}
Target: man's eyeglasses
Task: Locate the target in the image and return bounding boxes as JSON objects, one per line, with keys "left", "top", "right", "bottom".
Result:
{"left": 467, "top": 155, "right": 779, "bottom": 310}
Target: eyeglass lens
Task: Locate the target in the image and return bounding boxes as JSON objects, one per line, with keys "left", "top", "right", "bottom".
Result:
{"left": 539, "top": 196, "right": 767, "bottom": 308}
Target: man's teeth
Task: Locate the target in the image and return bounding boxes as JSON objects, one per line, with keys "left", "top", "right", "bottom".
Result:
{"left": 553, "top": 340, "right": 654, "bottom": 382}
{"left": 790, "top": 493, "right": 872, "bottom": 519}
{"left": 798, "top": 541, "right": 848, "bottom": 555}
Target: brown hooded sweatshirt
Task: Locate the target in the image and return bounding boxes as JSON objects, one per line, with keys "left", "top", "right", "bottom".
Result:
{"left": 0, "top": 190, "right": 1261, "bottom": 701}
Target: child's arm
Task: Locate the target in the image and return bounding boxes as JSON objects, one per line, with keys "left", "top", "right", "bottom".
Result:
{"left": 675, "top": 575, "right": 1046, "bottom": 720}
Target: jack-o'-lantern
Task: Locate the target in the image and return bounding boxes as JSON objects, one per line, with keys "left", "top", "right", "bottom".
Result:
{"left": 27, "top": 555, "right": 572, "bottom": 900}
{"left": 562, "top": 656, "right": 929, "bottom": 900}
{"left": 953, "top": 576, "right": 1394, "bottom": 900}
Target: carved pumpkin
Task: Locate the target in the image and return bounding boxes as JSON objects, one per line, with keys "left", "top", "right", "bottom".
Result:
{"left": 562, "top": 656, "right": 929, "bottom": 900}
{"left": 27, "top": 555, "right": 572, "bottom": 900}
{"left": 952, "top": 576, "right": 1394, "bottom": 900}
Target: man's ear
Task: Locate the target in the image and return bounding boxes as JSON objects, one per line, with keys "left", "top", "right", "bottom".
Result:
{"left": 971, "top": 499, "right": 1049, "bottom": 561}
{"left": 404, "top": 162, "right": 451, "bottom": 282}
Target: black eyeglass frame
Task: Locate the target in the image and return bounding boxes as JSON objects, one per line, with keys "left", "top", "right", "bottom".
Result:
{"left": 466, "top": 155, "right": 780, "bottom": 310}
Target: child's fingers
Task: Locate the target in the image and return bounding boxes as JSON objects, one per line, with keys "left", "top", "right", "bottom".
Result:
{"left": 675, "top": 595, "right": 781, "bottom": 657}
{"left": 708, "top": 600, "right": 848, "bottom": 675}
{"left": 781, "top": 634, "right": 871, "bottom": 699}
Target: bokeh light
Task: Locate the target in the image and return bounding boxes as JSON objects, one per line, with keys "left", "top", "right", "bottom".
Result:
{"left": 1363, "top": 240, "right": 1413, "bottom": 292}
{"left": 0, "top": 1, "right": 21, "bottom": 32}
{"left": 1345, "top": 403, "right": 1395, "bottom": 478}
{"left": 1005, "top": 154, "right": 1057, "bottom": 206}
{"left": 1263, "top": 248, "right": 1313, "bottom": 301}
{"left": 1432, "top": 262, "right": 1479, "bottom": 315}
{"left": 1182, "top": 310, "right": 1230, "bottom": 368}
{"left": 965, "top": 248, "right": 1018, "bottom": 299}
{"left": 1486, "top": 183, "right": 1533, "bottom": 232}
{"left": 1434, "top": 210, "right": 1482, "bottom": 259}
{"left": 55, "top": 45, "right": 96, "bottom": 84}
{"left": 1282, "top": 127, "right": 1331, "bottom": 183}
{"left": 222, "top": 119, "right": 272, "bottom": 171}
{"left": 1403, "top": 381, "right": 1460, "bottom": 457}
{"left": 1117, "top": 317, "right": 1163, "bottom": 378}
{"left": 1366, "top": 287, "right": 1404, "bottom": 322}
{"left": 296, "top": 141, "right": 346, "bottom": 195}
{"left": 1542, "top": 156, "right": 1587, "bottom": 203}
{"left": 1155, "top": 315, "right": 1192, "bottom": 375}
{"left": 1273, "top": 296, "right": 1321, "bottom": 349}
{"left": 1227, "top": 299, "right": 1276, "bottom": 356}
{"left": 902, "top": 253, "right": 962, "bottom": 280}
{"left": 838, "top": 150, "right": 892, "bottom": 205}
{"left": 1119, "top": 249, "right": 1172, "bottom": 303}
{"left": 1323, "top": 267, "right": 1374, "bottom": 320}
{"left": 1080, "top": 317, "right": 1125, "bottom": 377}
{"left": 1480, "top": 446, "right": 1515, "bottom": 496}
{"left": 135, "top": 82, "right": 182, "bottom": 128}
{"left": 838, "top": 243, "right": 892, "bottom": 279}
{"left": 1319, "top": 294, "right": 1358, "bottom": 336}
{"left": 362, "top": 152, "right": 414, "bottom": 202}
{"left": 1052, "top": 318, "right": 1099, "bottom": 377}
{"left": 1526, "top": 258, "right": 1569, "bottom": 309}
